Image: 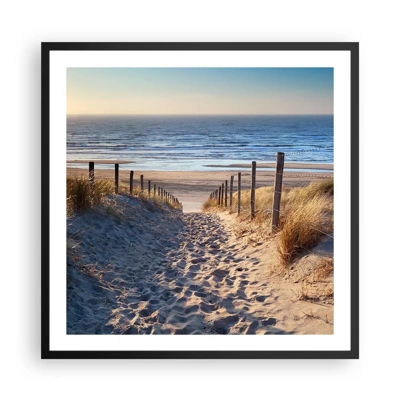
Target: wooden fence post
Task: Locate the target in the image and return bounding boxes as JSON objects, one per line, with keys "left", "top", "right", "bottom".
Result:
{"left": 114, "top": 163, "right": 119, "bottom": 194}
{"left": 153, "top": 184, "right": 156, "bottom": 197}
{"left": 224, "top": 179, "right": 228, "bottom": 207}
{"left": 251, "top": 161, "right": 256, "bottom": 219}
{"left": 221, "top": 182, "right": 225, "bottom": 208}
{"left": 129, "top": 171, "right": 134, "bottom": 195}
{"left": 218, "top": 186, "right": 221, "bottom": 206}
{"left": 237, "top": 172, "right": 241, "bottom": 215}
{"left": 148, "top": 180, "right": 151, "bottom": 196}
{"left": 88, "top": 162, "right": 94, "bottom": 195}
{"left": 229, "top": 175, "right": 234, "bottom": 207}
{"left": 140, "top": 175, "right": 144, "bottom": 192}
{"left": 272, "top": 152, "right": 285, "bottom": 232}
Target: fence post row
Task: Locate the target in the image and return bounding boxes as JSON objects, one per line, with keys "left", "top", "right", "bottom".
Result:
{"left": 251, "top": 161, "right": 256, "bottom": 219}
{"left": 272, "top": 152, "right": 285, "bottom": 232}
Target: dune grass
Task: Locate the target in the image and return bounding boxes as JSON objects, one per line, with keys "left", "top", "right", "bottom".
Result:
{"left": 204, "top": 178, "right": 334, "bottom": 266}
{"left": 202, "top": 198, "right": 219, "bottom": 212}
{"left": 67, "top": 177, "right": 115, "bottom": 215}
{"left": 67, "top": 176, "right": 182, "bottom": 216}
{"left": 277, "top": 194, "right": 332, "bottom": 266}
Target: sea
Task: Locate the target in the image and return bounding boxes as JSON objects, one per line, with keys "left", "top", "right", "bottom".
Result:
{"left": 67, "top": 115, "right": 333, "bottom": 172}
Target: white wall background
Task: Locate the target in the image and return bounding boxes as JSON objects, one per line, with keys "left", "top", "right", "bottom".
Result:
{"left": 3, "top": 0, "right": 398, "bottom": 398}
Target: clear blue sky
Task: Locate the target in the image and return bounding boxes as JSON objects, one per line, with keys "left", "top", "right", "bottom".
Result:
{"left": 67, "top": 68, "right": 333, "bottom": 115}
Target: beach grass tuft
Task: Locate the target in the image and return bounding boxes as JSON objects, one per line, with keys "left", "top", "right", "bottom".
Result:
{"left": 277, "top": 194, "right": 332, "bottom": 265}
{"left": 202, "top": 198, "right": 219, "bottom": 211}
{"left": 67, "top": 177, "right": 115, "bottom": 215}
{"left": 207, "top": 178, "right": 334, "bottom": 266}
{"left": 67, "top": 176, "right": 182, "bottom": 215}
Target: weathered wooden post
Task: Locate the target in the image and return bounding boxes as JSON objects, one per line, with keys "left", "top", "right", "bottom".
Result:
{"left": 140, "top": 175, "right": 144, "bottom": 192}
{"left": 224, "top": 179, "right": 228, "bottom": 207}
{"left": 237, "top": 172, "right": 241, "bottom": 215}
{"left": 88, "top": 162, "right": 94, "bottom": 195}
{"left": 218, "top": 186, "right": 221, "bottom": 206}
{"left": 251, "top": 161, "right": 256, "bottom": 219}
{"left": 221, "top": 182, "right": 225, "bottom": 208}
{"left": 153, "top": 184, "right": 156, "bottom": 197}
{"left": 229, "top": 175, "right": 234, "bottom": 207}
{"left": 114, "top": 163, "right": 119, "bottom": 194}
{"left": 148, "top": 180, "right": 151, "bottom": 196}
{"left": 272, "top": 152, "right": 285, "bottom": 232}
{"left": 129, "top": 171, "right": 134, "bottom": 195}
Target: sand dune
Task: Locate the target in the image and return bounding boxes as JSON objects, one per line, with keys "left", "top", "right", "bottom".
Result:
{"left": 67, "top": 194, "right": 333, "bottom": 335}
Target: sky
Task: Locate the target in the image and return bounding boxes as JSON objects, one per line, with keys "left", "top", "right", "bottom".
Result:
{"left": 67, "top": 68, "right": 333, "bottom": 115}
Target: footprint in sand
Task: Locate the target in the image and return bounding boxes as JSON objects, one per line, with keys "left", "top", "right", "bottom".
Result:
{"left": 213, "top": 315, "right": 240, "bottom": 334}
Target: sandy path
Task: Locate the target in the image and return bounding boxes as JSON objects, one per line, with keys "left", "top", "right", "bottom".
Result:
{"left": 67, "top": 195, "right": 332, "bottom": 335}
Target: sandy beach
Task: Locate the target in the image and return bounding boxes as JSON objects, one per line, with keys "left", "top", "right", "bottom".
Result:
{"left": 67, "top": 194, "right": 333, "bottom": 335}
{"left": 67, "top": 167, "right": 333, "bottom": 213}
{"left": 67, "top": 166, "right": 333, "bottom": 335}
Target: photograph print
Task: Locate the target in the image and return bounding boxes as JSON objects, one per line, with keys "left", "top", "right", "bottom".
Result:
{"left": 43, "top": 43, "right": 358, "bottom": 358}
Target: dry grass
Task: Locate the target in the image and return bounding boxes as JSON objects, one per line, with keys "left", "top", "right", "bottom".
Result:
{"left": 298, "top": 281, "right": 334, "bottom": 303}
{"left": 202, "top": 198, "right": 219, "bottom": 211}
{"left": 277, "top": 194, "right": 332, "bottom": 266}
{"left": 206, "top": 178, "right": 334, "bottom": 267}
{"left": 313, "top": 257, "right": 334, "bottom": 281}
{"left": 67, "top": 176, "right": 182, "bottom": 216}
{"left": 67, "top": 177, "right": 115, "bottom": 215}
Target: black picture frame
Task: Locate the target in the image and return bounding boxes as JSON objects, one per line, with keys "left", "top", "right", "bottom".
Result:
{"left": 42, "top": 42, "right": 359, "bottom": 359}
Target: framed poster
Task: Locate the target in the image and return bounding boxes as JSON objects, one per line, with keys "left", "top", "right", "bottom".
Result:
{"left": 42, "top": 42, "right": 359, "bottom": 359}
